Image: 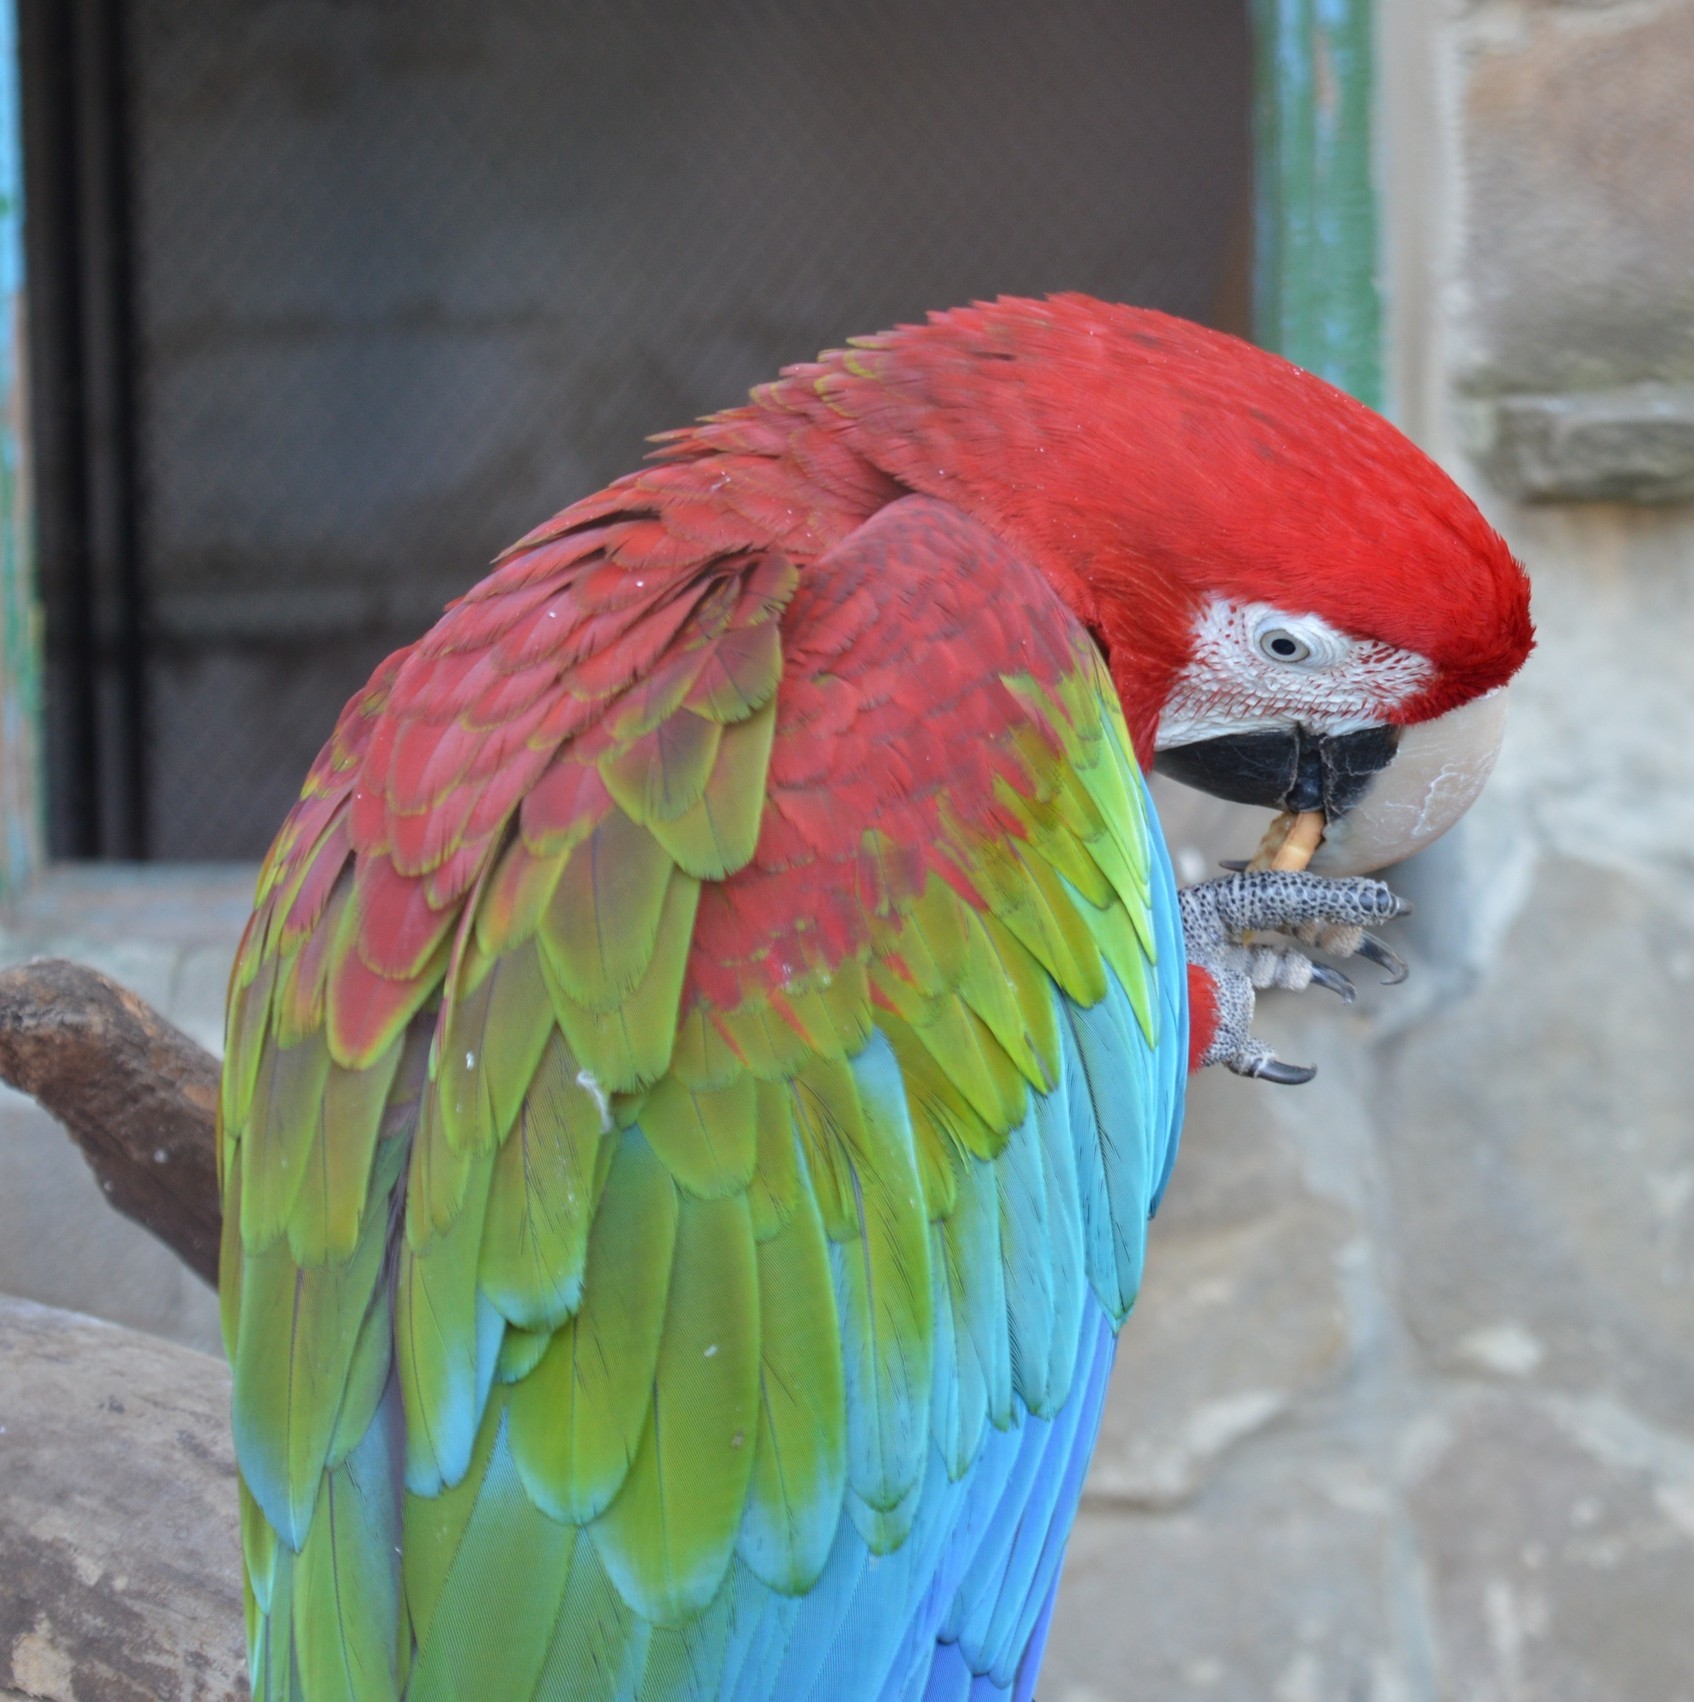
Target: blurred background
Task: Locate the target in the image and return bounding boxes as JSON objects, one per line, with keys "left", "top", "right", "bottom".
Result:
{"left": 22, "top": 0, "right": 1252, "bottom": 861}
{"left": 2, "top": 2, "right": 1693, "bottom": 1698}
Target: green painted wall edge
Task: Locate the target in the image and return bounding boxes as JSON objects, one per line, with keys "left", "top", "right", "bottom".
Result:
{"left": 1252, "top": 0, "right": 1384, "bottom": 410}
{"left": 0, "top": 0, "right": 39, "bottom": 898}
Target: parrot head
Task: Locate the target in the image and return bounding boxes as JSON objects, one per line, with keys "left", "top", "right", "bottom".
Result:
{"left": 821, "top": 294, "right": 1534, "bottom": 874}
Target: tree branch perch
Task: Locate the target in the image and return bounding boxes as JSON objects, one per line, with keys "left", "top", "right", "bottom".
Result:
{"left": 0, "top": 958, "right": 223, "bottom": 1285}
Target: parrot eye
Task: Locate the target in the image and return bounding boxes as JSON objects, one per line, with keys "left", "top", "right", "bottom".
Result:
{"left": 1256, "top": 627, "right": 1313, "bottom": 664}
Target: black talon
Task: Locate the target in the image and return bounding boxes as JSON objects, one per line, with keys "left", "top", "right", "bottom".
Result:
{"left": 1355, "top": 933, "right": 1408, "bottom": 985}
{"left": 1308, "top": 963, "right": 1356, "bottom": 1004}
{"left": 1248, "top": 1057, "right": 1318, "bottom": 1086}
{"left": 1217, "top": 858, "right": 1250, "bottom": 872}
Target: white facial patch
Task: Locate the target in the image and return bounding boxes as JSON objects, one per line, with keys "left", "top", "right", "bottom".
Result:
{"left": 1156, "top": 598, "right": 1435, "bottom": 749}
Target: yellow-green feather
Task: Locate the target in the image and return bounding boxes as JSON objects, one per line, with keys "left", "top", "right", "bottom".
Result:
{"left": 738, "top": 1180, "right": 846, "bottom": 1594}
{"left": 435, "top": 940, "right": 555, "bottom": 1157}
{"left": 600, "top": 707, "right": 724, "bottom": 826}
{"left": 508, "top": 1132, "right": 679, "bottom": 1524}
{"left": 293, "top": 1404, "right": 402, "bottom": 1702}
{"left": 241, "top": 1034, "right": 333, "bottom": 1250}
{"left": 407, "top": 1400, "right": 578, "bottom": 1702}
{"left": 395, "top": 1151, "right": 499, "bottom": 1495}
{"left": 591, "top": 1190, "right": 762, "bottom": 1624}
{"left": 543, "top": 870, "right": 701, "bottom": 1092}
{"left": 646, "top": 696, "right": 778, "bottom": 881}
{"left": 232, "top": 1135, "right": 402, "bottom": 1549}
{"left": 479, "top": 1028, "right": 606, "bottom": 1330}
{"left": 541, "top": 806, "right": 677, "bottom": 1012}
{"left": 287, "top": 1043, "right": 404, "bottom": 1264}
{"left": 638, "top": 1069, "right": 759, "bottom": 1199}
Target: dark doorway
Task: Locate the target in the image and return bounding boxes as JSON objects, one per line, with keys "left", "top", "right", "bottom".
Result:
{"left": 24, "top": 0, "right": 1251, "bottom": 860}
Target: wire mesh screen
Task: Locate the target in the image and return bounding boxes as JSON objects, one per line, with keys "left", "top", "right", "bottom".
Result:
{"left": 127, "top": 0, "right": 1250, "bottom": 858}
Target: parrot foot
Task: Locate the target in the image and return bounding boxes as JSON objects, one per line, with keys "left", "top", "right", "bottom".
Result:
{"left": 1180, "top": 870, "right": 1411, "bottom": 1084}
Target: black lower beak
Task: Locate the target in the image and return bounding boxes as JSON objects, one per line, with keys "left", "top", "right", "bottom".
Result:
{"left": 1154, "top": 725, "right": 1401, "bottom": 817}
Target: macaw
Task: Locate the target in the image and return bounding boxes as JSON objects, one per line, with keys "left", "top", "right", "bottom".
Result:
{"left": 220, "top": 295, "right": 1532, "bottom": 1701}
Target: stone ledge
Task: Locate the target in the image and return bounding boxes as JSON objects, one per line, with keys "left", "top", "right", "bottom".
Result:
{"left": 1482, "top": 384, "right": 1694, "bottom": 503}
{"left": 0, "top": 863, "right": 259, "bottom": 957}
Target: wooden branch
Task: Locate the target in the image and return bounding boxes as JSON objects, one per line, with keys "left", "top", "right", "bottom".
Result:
{"left": 0, "top": 958, "right": 222, "bottom": 1286}
{"left": 0, "top": 1297, "right": 245, "bottom": 1698}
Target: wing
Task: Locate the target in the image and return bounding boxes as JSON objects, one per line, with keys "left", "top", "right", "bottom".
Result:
{"left": 220, "top": 491, "right": 1187, "bottom": 1702}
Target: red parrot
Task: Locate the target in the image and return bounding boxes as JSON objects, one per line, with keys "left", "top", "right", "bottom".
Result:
{"left": 221, "top": 295, "right": 1532, "bottom": 1699}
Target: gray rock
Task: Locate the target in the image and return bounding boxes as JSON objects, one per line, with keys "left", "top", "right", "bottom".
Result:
{"left": 1485, "top": 386, "right": 1694, "bottom": 504}
{"left": 1408, "top": 1392, "right": 1694, "bottom": 1702}
{"left": 1047, "top": 1465, "right": 1401, "bottom": 1702}
{"left": 1380, "top": 856, "right": 1694, "bottom": 1437}
{"left": 1461, "top": 1, "right": 1694, "bottom": 395}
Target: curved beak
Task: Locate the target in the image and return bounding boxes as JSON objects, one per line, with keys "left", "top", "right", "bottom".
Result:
{"left": 1309, "top": 689, "right": 1509, "bottom": 874}
{"left": 1153, "top": 689, "right": 1511, "bottom": 875}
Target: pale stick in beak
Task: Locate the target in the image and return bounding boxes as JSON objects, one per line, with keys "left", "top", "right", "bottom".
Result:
{"left": 1249, "top": 809, "right": 1327, "bottom": 873}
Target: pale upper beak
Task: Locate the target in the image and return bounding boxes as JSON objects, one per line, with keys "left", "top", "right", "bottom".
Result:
{"left": 1153, "top": 688, "right": 1511, "bottom": 876}
{"left": 1308, "top": 688, "right": 1510, "bottom": 875}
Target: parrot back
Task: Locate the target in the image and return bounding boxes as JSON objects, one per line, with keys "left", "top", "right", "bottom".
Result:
{"left": 219, "top": 490, "right": 1188, "bottom": 1700}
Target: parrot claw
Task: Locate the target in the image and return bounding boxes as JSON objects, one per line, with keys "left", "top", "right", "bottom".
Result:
{"left": 1307, "top": 962, "right": 1357, "bottom": 1003}
{"left": 1218, "top": 1035, "right": 1319, "bottom": 1085}
{"left": 1247, "top": 1057, "right": 1319, "bottom": 1086}
{"left": 1178, "top": 868, "right": 1410, "bottom": 1087}
{"left": 1353, "top": 933, "right": 1408, "bottom": 985}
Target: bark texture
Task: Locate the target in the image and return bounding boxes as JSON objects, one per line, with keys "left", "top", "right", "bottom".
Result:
{"left": 0, "top": 959, "right": 223, "bottom": 1286}
{"left": 0, "top": 1297, "right": 245, "bottom": 1700}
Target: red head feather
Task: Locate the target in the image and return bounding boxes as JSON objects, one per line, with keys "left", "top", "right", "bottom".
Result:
{"left": 733, "top": 295, "right": 1533, "bottom": 757}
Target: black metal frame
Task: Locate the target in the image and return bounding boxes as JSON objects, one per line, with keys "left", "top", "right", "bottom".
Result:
{"left": 17, "top": 0, "right": 147, "bottom": 858}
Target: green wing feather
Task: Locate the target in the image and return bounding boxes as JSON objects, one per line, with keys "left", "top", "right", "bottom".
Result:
{"left": 395, "top": 1146, "right": 501, "bottom": 1495}
{"left": 738, "top": 1181, "right": 846, "bottom": 1593}
{"left": 508, "top": 1131, "right": 679, "bottom": 1525}
{"left": 293, "top": 1407, "right": 402, "bottom": 1702}
{"left": 232, "top": 1131, "right": 400, "bottom": 1547}
{"left": 406, "top": 1399, "right": 578, "bottom": 1702}
{"left": 241, "top": 1034, "right": 331, "bottom": 1248}
{"left": 287, "top": 1046, "right": 404, "bottom": 1264}
{"left": 479, "top": 1027, "right": 605, "bottom": 1329}
{"left": 530, "top": 1532, "right": 651, "bottom": 1699}
{"left": 592, "top": 1190, "right": 761, "bottom": 1624}
{"left": 435, "top": 941, "right": 555, "bottom": 1160}
{"left": 638, "top": 1071, "right": 759, "bottom": 1200}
